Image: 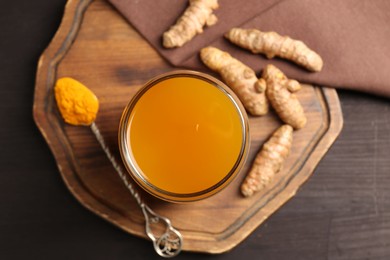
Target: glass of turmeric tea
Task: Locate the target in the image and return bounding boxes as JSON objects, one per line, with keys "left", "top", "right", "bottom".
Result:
{"left": 118, "top": 70, "right": 249, "bottom": 202}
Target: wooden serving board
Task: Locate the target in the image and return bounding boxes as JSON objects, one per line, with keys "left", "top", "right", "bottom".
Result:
{"left": 33, "top": 0, "right": 343, "bottom": 254}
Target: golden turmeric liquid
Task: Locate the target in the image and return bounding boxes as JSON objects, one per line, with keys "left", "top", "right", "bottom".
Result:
{"left": 128, "top": 76, "right": 244, "bottom": 194}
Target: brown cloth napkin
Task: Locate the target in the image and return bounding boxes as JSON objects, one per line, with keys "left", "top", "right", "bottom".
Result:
{"left": 109, "top": 0, "right": 390, "bottom": 97}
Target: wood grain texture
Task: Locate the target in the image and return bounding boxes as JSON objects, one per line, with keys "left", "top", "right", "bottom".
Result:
{"left": 33, "top": 0, "right": 343, "bottom": 253}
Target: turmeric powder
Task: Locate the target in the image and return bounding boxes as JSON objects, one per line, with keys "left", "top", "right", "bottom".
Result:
{"left": 200, "top": 46, "right": 269, "bottom": 116}
{"left": 241, "top": 124, "right": 293, "bottom": 197}
{"left": 225, "top": 28, "right": 323, "bottom": 72}
{"left": 163, "top": 0, "right": 219, "bottom": 48}
{"left": 263, "top": 64, "right": 307, "bottom": 129}
{"left": 54, "top": 77, "right": 99, "bottom": 126}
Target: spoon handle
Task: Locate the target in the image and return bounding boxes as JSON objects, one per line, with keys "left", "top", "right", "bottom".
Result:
{"left": 91, "top": 122, "right": 183, "bottom": 257}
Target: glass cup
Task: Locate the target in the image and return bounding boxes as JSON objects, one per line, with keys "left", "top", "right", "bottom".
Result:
{"left": 118, "top": 70, "right": 250, "bottom": 202}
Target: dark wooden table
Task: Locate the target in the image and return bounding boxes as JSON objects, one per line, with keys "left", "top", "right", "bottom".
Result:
{"left": 1, "top": 1, "right": 389, "bottom": 259}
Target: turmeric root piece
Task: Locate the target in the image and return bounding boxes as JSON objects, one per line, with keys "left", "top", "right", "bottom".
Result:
{"left": 241, "top": 124, "right": 293, "bottom": 197}
{"left": 263, "top": 64, "right": 307, "bottom": 129}
{"left": 225, "top": 28, "right": 323, "bottom": 72}
{"left": 262, "top": 63, "right": 302, "bottom": 93}
{"left": 163, "top": 0, "right": 219, "bottom": 48}
{"left": 200, "top": 46, "right": 269, "bottom": 116}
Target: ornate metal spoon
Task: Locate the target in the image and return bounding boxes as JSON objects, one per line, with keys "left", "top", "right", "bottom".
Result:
{"left": 54, "top": 77, "right": 183, "bottom": 257}
{"left": 91, "top": 122, "right": 183, "bottom": 258}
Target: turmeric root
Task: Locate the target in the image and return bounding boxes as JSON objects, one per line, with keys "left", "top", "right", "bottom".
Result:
{"left": 163, "top": 0, "right": 219, "bottom": 48}
{"left": 225, "top": 28, "right": 323, "bottom": 72}
{"left": 241, "top": 124, "right": 293, "bottom": 197}
{"left": 262, "top": 63, "right": 302, "bottom": 92}
{"left": 263, "top": 64, "right": 307, "bottom": 129}
{"left": 200, "top": 46, "right": 269, "bottom": 116}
